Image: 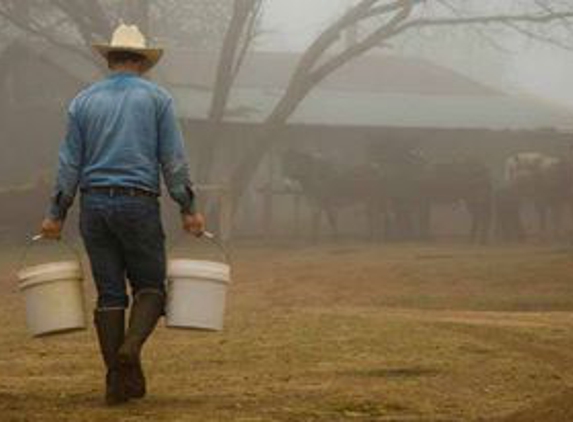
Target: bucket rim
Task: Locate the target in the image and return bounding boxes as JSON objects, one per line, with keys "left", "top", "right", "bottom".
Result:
{"left": 17, "top": 261, "right": 82, "bottom": 282}
{"left": 167, "top": 276, "right": 229, "bottom": 286}
{"left": 168, "top": 258, "right": 230, "bottom": 268}
{"left": 19, "top": 275, "right": 84, "bottom": 291}
{"left": 18, "top": 271, "right": 83, "bottom": 289}
{"left": 168, "top": 259, "right": 231, "bottom": 283}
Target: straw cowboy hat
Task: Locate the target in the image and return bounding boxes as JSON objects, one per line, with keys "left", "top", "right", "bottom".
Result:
{"left": 93, "top": 24, "right": 163, "bottom": 72}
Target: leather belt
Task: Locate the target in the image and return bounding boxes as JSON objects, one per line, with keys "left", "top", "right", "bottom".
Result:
{"left": 81, "top": 186, "right": 159, "bottom": 198}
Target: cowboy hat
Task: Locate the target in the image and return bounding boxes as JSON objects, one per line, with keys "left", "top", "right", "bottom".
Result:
{"left": 92, "top": 24, "right": 163, "bottom": 72}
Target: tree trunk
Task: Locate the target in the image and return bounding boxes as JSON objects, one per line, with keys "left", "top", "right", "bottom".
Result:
{"left": 197, "top": 0, "right": 260, "bottom": 184}
{"left": 228, "top": 85, "right": 311, "bottom": 211}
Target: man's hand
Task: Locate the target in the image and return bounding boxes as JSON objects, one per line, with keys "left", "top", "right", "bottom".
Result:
{"left": 41, "top": 218, "right": 63, "bottom": 240}
{"left": 182, "top": 212, "right": 205, "bottom": 237}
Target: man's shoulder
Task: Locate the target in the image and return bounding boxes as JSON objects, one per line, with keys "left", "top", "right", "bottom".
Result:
{"left": 133, "top": 78, "right": 173, "bottom": 101}
{"left": 69, "top": 79, "right": 110, "bottom": 107}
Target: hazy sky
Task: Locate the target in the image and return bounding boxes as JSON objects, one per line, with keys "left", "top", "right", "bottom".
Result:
{"left": 513, "top": 46, "right": 573, "bottom": 108}
{"left": 260, "top": 1, "right": 573, "bottom": 109}
{"left": 261, "top": 0, "right": 348, "bottom": 50}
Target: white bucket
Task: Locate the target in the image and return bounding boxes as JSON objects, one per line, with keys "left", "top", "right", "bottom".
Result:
{"left": 17, "top": 261, "right": 86, "bottom": 337}
{"left": 166, "top": 259, "right": 231, "bottom": 331}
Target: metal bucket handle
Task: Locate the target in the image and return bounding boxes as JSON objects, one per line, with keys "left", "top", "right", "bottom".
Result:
{"left": 16, "top": 234, "right": 83, "bottom": 277}
{"left": 169, "top": 231, "right": 231, "bottom": 265}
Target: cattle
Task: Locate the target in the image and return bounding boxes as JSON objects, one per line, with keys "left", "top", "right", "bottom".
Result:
{"left": 502, "top": 151, "right": 573, "bottom": 239}
{"left": 282, "top": 149, "right": 493, "bottom": 243}
{"left": 424, "top": 159, "right": 493, "bottom": 244}
{"left": 369, "top": 145, "right": 493, "bottom": 243}
{"left": 281, "top": 149, "right": 388, "bottom": 242}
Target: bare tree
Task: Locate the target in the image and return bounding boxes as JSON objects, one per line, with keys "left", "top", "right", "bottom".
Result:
{"left": 0, "top": 0, "right": 232, "bottom": 71}
{"left": 0, "top": 0, "right": 113, "bottom": 72}
{"left": 197, "top": 0, "right": 263, "bottom": 183}
{"left": 225, "top": 0, "right": 573, "bottom": 213}
{"left": 152, "top": 0, "right": 234, "bottom": 50}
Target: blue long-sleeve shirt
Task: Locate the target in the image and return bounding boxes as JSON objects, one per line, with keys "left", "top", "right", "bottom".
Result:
{"left": 48, "top": 72, "right": 195, "bottom": 219}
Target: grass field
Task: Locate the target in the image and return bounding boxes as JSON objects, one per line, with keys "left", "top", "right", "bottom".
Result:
{"left": 2, "top": 241, "right": 573, "bottom": 421}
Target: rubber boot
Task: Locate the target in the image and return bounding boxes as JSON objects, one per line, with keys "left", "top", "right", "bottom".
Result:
{"left": 93, "top": 309, "right": 128, "bottom": 406}
{"left": 118, "top": 290, "right": 165, "bottom": 399}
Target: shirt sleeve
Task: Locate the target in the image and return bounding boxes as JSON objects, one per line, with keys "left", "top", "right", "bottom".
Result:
{"left": 158, "top": 97, "right": 197, "bottom": 214}
{"left": 46, "top": 108, "right": 83, "bottom": 220}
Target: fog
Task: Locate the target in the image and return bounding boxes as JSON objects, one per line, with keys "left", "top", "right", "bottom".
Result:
{"left": 1, "top": 0, "right": 573, "bottom": 243}
{"left": 514, "top": 46, "right": 573, "bottom": 107}
{"left": 262, "top": 0, "right": 573, "bottom": 107}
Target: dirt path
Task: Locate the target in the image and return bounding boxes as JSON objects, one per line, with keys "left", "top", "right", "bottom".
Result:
{"left": 2, "top": 243, "right": 573, "bottom": 421}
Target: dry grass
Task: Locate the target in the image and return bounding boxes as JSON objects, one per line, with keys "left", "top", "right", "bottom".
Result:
{"left": 2, "top": 241, "right": 573, "bottom": 421}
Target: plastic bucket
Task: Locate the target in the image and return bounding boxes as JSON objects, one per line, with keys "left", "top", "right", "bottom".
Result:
{"left": 17, "top": 241, "right": 86, "bottom": 337}
{"left": 16, "top": 235, "right": 87, "bottom": 337}
{"left": 166, "top": 258, "right": 231, "bottom": 331}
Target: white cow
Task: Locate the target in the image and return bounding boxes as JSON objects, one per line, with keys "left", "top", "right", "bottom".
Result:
{"left": 504, "top": 152, "right": 560, "bottom": 186}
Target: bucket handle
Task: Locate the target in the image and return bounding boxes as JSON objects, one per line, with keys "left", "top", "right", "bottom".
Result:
{"left": 16, "top": 234, "right": 83, "bottom": 276}
{"left": 169, "top": 231, "right": 231, "bottom": 265}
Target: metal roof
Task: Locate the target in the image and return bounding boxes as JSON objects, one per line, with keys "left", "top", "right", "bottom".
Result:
{"left": 172, "top": 86, "right": 573, "bottom": 132}
{"left": 161, "top": 51, "right": 502, "bottom": 97}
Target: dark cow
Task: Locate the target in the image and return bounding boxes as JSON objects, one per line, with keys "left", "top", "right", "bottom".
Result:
{"left": 371, "top": 146, "right": 493, "bottom": 243}
{"left": 282, "top": 149, "right": 493, "bottom": 243}
{"left": 281, "top": 149, "right": 388, "bottom": 241}
{"left": 425, "top": 159, "right": 493, "bottom": 244}
{"left": 502, "top": 152, "right": 573, "bottom": 240}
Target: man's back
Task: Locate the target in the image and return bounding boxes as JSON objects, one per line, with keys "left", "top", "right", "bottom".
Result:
{"left": 71, "top": 72, "right": 173, "bottom": 193}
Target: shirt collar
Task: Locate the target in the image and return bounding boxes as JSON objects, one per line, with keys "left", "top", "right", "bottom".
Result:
{"left": 108, "top": 71, "right": 140, "bottom": 79}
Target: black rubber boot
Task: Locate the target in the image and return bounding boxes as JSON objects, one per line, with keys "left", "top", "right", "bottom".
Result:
{"left": 118, "top": 290, "right": 165, "bottom": 399}
{"left": 93, "top": 309, "right": 128, "bottom": 406}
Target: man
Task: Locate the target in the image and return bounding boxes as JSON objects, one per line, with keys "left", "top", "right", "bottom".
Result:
{"left": 40, "top": 24, "right": 205, "bottom": 405}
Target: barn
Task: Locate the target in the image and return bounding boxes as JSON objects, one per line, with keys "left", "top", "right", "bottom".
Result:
{"left": 159, "top": 51, "right": 573, "bottom": 239}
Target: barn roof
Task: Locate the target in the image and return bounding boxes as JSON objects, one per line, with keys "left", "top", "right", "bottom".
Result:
{"left": 171, "top": 86, "right": 573, "bottom": 132}
{"left": 161, "top": 50, "right": 502, "bottom": 97}
{"left": 162, "top": 50, "right": 573, "bottom": 132}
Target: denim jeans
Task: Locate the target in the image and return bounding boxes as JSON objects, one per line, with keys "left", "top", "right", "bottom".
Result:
{"left": 80, "top": 193, "right": 166, "bottom": 309}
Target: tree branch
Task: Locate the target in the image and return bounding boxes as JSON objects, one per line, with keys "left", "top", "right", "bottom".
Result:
{"left": 434, "top": 0, "right": 513, "bottom": 54}
{"left": 504, "top": 20, "right": 573, "bottom": 51}
{"left": 208, "top": 0, "right": 261, "bottom": 122}
{"left": 402, "top": 10, "right": 573, "bottom": 31}
{"left": 285, "top": 0, "right": 385, "bottom": 89}
{"left": 232, "top": 0, "right": 263, "bottom": 80}
{"left": 51, "top": 0, "right": 110, "bottom": 44}
{"left": 0, "top": 7, "right": 96, "bottom": 65}
{"left": 310, "top": 2, "right": 415, "bottom": 85}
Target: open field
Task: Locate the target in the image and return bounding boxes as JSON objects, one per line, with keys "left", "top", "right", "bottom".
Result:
{"left": 2, "top": 241, "right": 573, "bottom": 421}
